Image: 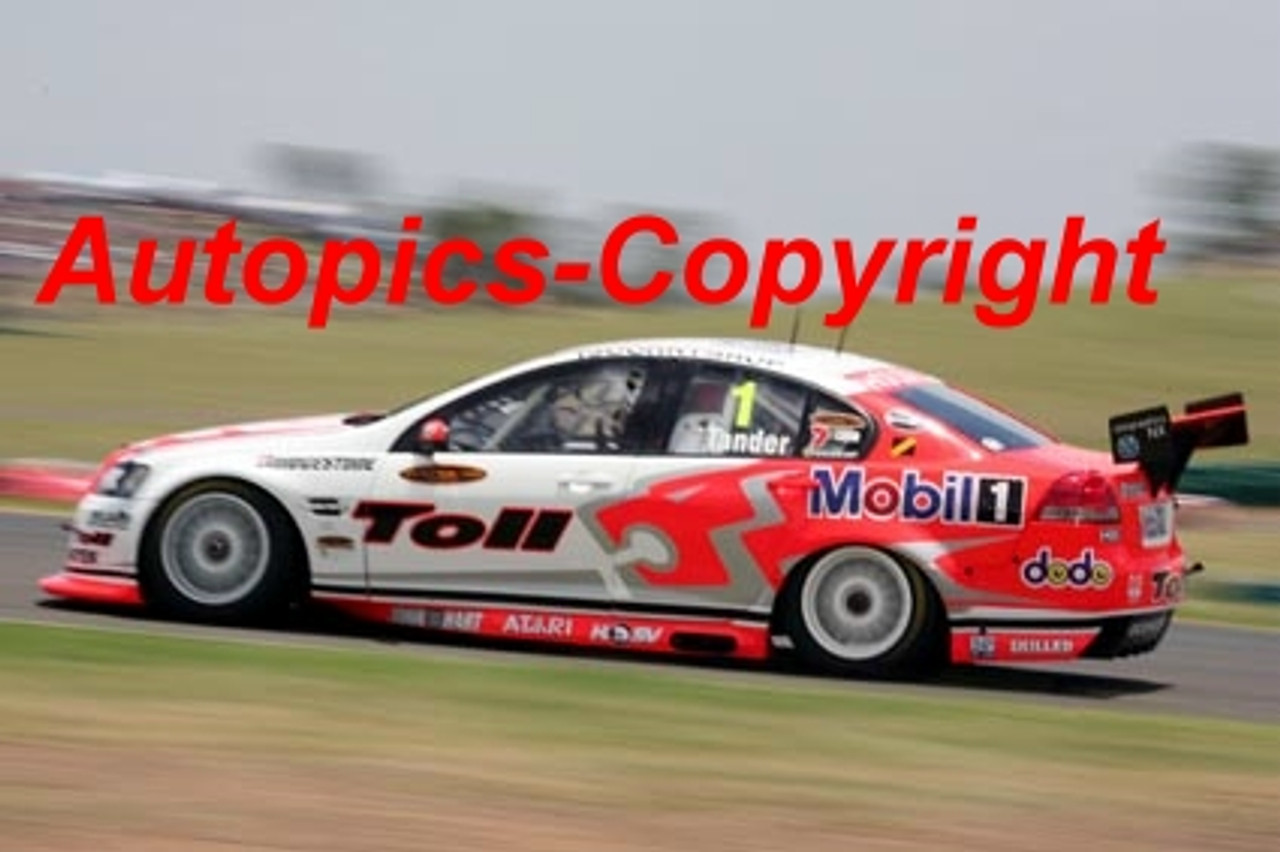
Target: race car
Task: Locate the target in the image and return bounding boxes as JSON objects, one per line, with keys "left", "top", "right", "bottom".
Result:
{"left": 41, "top": 337, "right": 1249, "bottom": 677}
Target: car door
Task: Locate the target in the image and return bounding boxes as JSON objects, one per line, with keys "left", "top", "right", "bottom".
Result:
{"left": 360, "top": 356, "right": 682, "bottom": 603}
{"left": 573, "top": 361, "right": 877, "bottom": 613}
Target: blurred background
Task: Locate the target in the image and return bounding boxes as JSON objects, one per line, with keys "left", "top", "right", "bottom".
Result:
{"left": 2, "top": 0, "right": 1278, "bottom": 314}
{"left": 1, "top": 2, "right": 1278, "bottom": 851}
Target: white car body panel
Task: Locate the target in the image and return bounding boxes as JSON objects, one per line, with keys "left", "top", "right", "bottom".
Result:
{"left": 363, "top": 450, "right": 638, "bottom": 599}
{"left": 68, "top": 338, "right": 941, "bottom": 600}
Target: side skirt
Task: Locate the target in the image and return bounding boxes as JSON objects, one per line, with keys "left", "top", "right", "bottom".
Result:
{"left": 312, "top": 589, "right": 774, "bottom": 660}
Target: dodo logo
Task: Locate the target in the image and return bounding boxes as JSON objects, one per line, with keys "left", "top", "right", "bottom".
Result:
{"left": 1020, "top": 547, "right": 1113, "bottom": 590}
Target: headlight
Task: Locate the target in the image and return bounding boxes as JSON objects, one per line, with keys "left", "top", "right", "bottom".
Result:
{"left": 95, "top": 461, "right": 150, "bottom": 498}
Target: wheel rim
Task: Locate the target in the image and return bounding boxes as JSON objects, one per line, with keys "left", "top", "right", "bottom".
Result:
{"left": 799, "top": 549, "right": 915, "bottom": 662}
{"left": 159, "top": 493, "right": 270, "bottom": 607}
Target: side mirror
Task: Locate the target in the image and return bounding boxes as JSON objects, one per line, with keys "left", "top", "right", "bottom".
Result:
{"left": 418, "top": 418, "right": 450, "bottom": 455}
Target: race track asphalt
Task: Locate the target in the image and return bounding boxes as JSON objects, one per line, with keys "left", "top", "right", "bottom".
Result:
{"left": 2, "top": 511, "right": 1276, "bottom": 724}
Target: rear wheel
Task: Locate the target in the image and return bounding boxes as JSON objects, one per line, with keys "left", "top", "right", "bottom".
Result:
{"left": 139, "top": 480, "right": 304, "bottom": 624}
{"left": 785, "top": 545, "right": 942, "bottom": 678}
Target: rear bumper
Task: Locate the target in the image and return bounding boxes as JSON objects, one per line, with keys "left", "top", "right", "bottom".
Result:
{"left": 950, "top": 609, "right": 1174, "bottom": 665}
{"left": 1078, "top": 610, "right": 1175, "bottom": 658}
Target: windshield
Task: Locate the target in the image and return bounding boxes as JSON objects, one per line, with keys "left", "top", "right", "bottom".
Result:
{"left": 892, "top": 383, "right": 1051, "bottom": 452}
{"left": 377, "top": 368, "right": 493, "bottom": 421}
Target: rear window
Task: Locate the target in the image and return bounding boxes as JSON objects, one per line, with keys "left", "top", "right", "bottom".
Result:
{"left": 892, "top": 384, "right": 1051, "bottom": 452}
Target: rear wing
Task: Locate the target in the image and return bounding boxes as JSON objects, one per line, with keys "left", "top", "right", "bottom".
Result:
{"left": 1108, "top": 392, "right": 1249, "bottom": 496}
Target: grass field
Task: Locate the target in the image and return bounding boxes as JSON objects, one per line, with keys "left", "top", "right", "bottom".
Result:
{"left": 0, "top": 622, "right": 1276, "bottom": 852}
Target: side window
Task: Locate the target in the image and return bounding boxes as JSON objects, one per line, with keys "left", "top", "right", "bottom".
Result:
{"left": 666, "top": 366, "right": 806, "bottom": 457}
{"left": 801, "top": 395, "right": 874, "bottom": 460}
{"left": 443, "top": 360, "right": 651, "bottom": 454}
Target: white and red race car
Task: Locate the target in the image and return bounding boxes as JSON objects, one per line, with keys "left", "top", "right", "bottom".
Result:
{"left": 42, "top": 337, "right": 1248, "bottom": 677}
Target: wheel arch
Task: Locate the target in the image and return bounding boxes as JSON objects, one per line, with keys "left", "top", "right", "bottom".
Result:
{"left": 138, "top": 474, "right": 312, "bottom": 601}
{"left": 770, "top": 540, "right": 950, "bottom": 643}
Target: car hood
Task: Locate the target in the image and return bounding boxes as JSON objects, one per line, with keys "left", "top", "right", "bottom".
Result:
{"left": 114, "top": 413, "right": 363, "bottom": 462}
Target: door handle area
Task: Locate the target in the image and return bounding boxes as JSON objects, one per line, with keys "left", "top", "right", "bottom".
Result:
{"left": 556, "top": 474, "right": 621, "bottom": 494}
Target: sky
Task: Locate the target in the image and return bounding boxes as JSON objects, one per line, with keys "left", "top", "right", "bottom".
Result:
{"left": 4, "top": 0, "right": 1279, "bottom": 250}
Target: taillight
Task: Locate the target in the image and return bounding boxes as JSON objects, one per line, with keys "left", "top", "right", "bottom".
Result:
{"left": 1036, "top": 471, "right": 1120, "bottom": 523}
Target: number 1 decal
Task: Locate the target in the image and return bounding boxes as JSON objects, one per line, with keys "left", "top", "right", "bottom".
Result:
{"left": 988, "top": 479, "right": 1011, "bottom": 524}
{"left": 975, "top": 477, "right": 1026, "bottom": 526}
{"left": 729, "top": 380, "right": 757, "bottom": 429}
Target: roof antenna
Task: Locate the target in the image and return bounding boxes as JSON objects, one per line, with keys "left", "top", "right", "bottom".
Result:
{"left": 834, "top": 321, "right": 851, "bottom": 355}
{"left": 788, "top": 308, "right": 802, "bottom": 350}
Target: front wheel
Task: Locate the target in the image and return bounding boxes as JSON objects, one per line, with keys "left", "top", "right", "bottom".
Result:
{"left": 138, "top": 480, "right": 304, "bottom": 624}
{"left": 784, "top": 546, "right": 943, "bottom": 678}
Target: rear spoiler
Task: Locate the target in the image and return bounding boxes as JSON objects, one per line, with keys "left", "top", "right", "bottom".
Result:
{"left": 1108, "top": 392, "right": 1249, "bottom": 496}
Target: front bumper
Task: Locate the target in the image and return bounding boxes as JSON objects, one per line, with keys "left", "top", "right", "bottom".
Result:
{"left": 40, "top": 494, "right": 153, "bottom": 608}
{"left": 40, "top": 571, "right": 142, "bottom": 606}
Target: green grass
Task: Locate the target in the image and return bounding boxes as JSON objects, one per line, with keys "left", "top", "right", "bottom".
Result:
{"left": 0, "top": 622, "right": 1275, "bottom": 851}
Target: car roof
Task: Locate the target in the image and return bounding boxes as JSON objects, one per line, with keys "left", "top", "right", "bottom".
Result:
{"left": 552, "top": 337, "right": 939, "bottom": 395}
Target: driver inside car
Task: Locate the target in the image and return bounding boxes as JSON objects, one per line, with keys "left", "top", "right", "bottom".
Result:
{"left": 547, "top": 366, "right": 647, "bottom": 449}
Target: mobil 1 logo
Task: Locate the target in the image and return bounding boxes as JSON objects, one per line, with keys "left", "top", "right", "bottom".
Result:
{"left": 808, "top": 467, "right": 1028, "bottom": 528}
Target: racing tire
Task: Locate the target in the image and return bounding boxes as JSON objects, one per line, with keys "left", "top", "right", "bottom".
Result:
{"left": 138, "top": 479, "right": 305, "bottom": 625}
{"left": 784, "top": 545, "right": 944, "bottom": 679}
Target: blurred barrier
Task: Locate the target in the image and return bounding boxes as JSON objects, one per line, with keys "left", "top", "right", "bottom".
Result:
{"left": 1195, "top": 579, "right": 1280, "bottom": 607}
{"left": 1179, "top": 463, "right": 1280, "bottom": 507}
{"left": 0, "top": 459, "right": 95, "bottom": 503}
